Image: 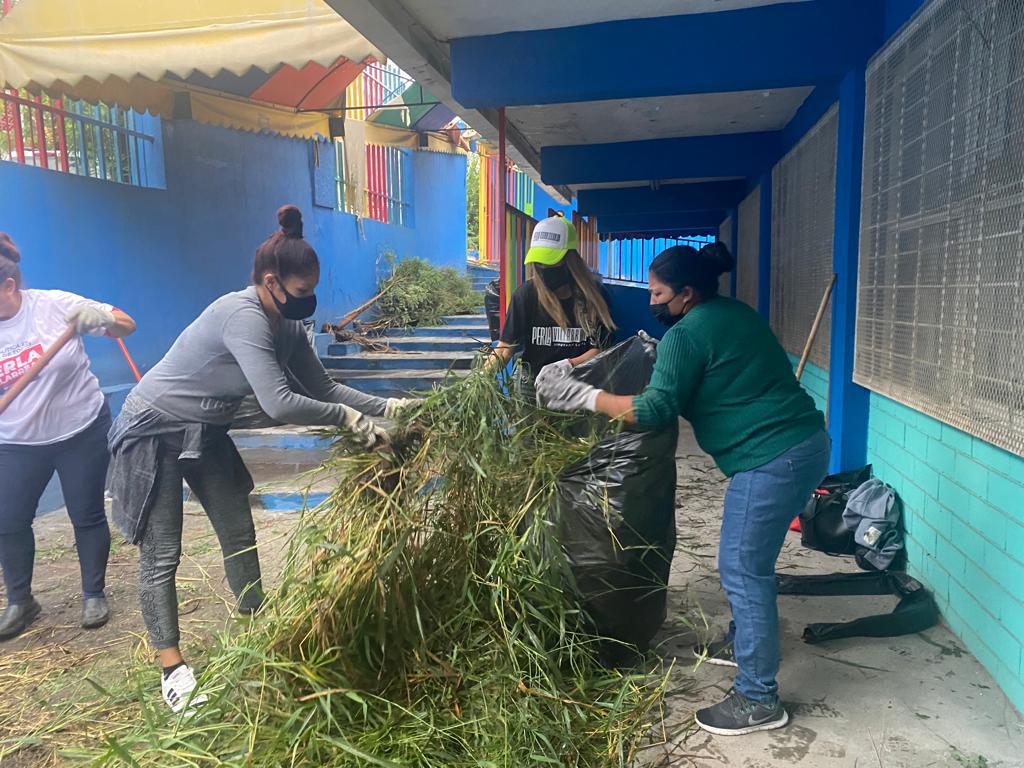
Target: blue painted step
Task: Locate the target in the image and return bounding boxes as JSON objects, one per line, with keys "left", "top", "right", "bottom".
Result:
{"left": 384, "top": 325, "right": 489, "bottom": 339}
{"left": 323, "top": 352, "right": 475, "bottom": 371}
{"left": 328, "top": 337, "right": 485, "bottom": 354}
{"left": 329, "top": 370, "right": 457, "bottom": 398}
{"left": 442, "top": 314, "right": 488, "bottom": 327}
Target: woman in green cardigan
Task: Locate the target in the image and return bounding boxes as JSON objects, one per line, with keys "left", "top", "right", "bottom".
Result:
{"left": 535, "top": 242, "right": 830, "bottom": 737}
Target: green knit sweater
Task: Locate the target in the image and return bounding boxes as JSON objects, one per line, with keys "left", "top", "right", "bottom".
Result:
{"left": 632, "top": 297, "right": 824, "bottom": 477}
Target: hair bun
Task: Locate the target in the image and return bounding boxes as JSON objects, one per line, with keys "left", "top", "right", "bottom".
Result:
{"left": 0, "top": 232, "right": 21, "bottom": 263}
{"left": 699, "top": 241, "right": 734, "bottom": 275}
{"left": 278, "top": 205, "right": 303, "bottom": 239}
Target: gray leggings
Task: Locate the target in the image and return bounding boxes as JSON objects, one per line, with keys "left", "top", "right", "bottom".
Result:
{"left": 139, "top": 434, "right": 263, "bottom": 650}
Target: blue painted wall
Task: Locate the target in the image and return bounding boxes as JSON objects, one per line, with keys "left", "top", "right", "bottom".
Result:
{"left": 604, "top": 283, "right": 663, "bottom": 343}
{"left": 533, "top": 183, "right": 572, "bottom": 220}
{"left": 0, "top": 119, "right": 467, "bottom": 391}
{"left": 883, "top": 0, "right": 928, "bottom": 38}
{"left": 867, "top": 394, "right": 1024, "bottom": 713}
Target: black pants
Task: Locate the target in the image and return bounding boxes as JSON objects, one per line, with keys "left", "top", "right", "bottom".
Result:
{"left": 138, "top": 431, "right": 262, "bottom": 650}
{"left": 0, "top": 403, "right": 112, "bottom": 604}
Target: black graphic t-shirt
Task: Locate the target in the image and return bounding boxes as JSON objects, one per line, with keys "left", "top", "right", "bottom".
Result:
{"left": 499, "top": 281, "right": 610, "bottom": 374}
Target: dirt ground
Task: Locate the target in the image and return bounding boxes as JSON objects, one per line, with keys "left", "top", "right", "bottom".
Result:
{"left": 0, "top": 501, "right": 299, "bottom": 767}
{"left": 1, "top": 425, "right": 1021, "bottom": 767}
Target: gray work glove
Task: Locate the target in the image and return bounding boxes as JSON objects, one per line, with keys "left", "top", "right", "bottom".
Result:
{"left": 535, "top": 364, "right": 600, "bottom": 412}
{"left": 339, "top": 404, "right": 389, "bottom": 449}
{"left": 383, "top": 397, "right": 423, "bottom": 420}
{"left": 66, "top": 305, "right": 115, "bottom": 334}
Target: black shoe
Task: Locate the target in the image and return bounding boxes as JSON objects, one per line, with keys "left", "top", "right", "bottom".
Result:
{"left": 81, "top": 596, "right": 110, "bottom": 629}
{"left": 695, "top": 691, "right": 789, "bottom": 736}
{"left": 692, "top": 637, "right": 738, "bottom": 668}
{"left": 0, "top": 599, "right": 42, "bottom": 641}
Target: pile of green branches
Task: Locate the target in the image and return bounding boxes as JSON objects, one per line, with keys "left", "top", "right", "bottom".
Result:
{"left": 371, "top": 256, "right": 480, "bottom": 330}
{"left": 90, "top": 369, "right": 665, "bottom": 767}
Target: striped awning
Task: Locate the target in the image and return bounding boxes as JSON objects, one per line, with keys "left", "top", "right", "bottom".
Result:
{"left": 0, "top": 0, "right": 383, "bottom": 138}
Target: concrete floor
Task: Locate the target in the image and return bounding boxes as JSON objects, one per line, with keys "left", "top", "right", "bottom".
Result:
{"left": 19, "top": 421, "right": 1019, "bottom": 766}
{"left": 646, "top": 426, "right": 1024, "bottom": 768}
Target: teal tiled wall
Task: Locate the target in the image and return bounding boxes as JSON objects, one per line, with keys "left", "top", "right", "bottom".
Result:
{"left": 866, "top": 392, "right": 1024, "bottom": 713}
{"left": 789, "top": 354, "right": 829, "bottom": 416}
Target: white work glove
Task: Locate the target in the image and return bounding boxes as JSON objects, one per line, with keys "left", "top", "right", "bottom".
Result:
{"left": 66, "top": 305, "right": 115, "bottom": 334}
{"left": 536, "top": 359, "right": 574, "bottom": 381}
{"left": 383, "top": 397, "right": 422, "bottom": 420}
{"left": 339, "top": 404, "right": 389, "bottom": 450}
{"left": 535, "top": 364, "right": 601, "bottom": 413}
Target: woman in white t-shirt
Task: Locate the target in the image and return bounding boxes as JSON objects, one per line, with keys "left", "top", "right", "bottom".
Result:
{"left": 0, "top": 232, "right": 137, "bottom": 641}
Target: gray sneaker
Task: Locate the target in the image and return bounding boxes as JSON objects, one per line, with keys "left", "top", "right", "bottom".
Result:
{"left": 81, "top": 596, "right": 110, "bottom": 629}
{"left": 0, "top": 599, "right": 42, "bottom": 641}
{"left": 695, "top": 691, "right": 789, "bottom": 735}
{"left": 692, "top": 637, "right": 738, "bottom": 668}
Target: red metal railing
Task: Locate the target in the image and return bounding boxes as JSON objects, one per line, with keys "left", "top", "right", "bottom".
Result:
{"left": 365, "top": 143, "right": 411, "bottom": 226}
{"left": 1, "top": 0, "right": 157, "bottom": 186}
{"left": 477, "top": 153, "right": 535, "bottom": 266}
{"left": 0, "top": 92, "right": 156, "bottom": 185}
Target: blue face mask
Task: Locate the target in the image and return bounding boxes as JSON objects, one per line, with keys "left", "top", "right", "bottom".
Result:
{"left": 272, "top": 283, "right": 317, "bottom": 321}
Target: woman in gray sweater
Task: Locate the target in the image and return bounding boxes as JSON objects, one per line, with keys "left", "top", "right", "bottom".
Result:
{"left": 108, "top": 205, "right": 403, "bottom": 714}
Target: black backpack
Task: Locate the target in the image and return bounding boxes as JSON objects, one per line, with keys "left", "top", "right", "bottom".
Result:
{"left": 799, "top": 465, "right": 872, "bottom": 556}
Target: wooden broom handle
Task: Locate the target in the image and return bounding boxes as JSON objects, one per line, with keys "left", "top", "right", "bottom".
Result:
{"left": 796, "top": 273, "right": 837, "bottom": 382}
{"left": 0, "top": 325, "right": 77, "bottom": 416}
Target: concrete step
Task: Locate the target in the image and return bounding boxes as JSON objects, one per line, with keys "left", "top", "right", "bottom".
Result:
{"left": 323, "top": 351, "right": 475, "bottom": 371}
{"left": 384, "top": 324, "right": 491, "bottom": 339}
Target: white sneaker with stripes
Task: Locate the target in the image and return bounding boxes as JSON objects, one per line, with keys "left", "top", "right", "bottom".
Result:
{"left": 161, "top": 664, "right": 208, "bottom": 715}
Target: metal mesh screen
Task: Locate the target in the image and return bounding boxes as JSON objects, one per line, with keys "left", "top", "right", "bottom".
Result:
{"left": 855, "top": 0, "right": 1024, "bottom": 457}
{"left": 771, "top": 106, "right": 838, "bottom": 369}
{"left": 737, "top": 185, "right": 761, "bottom": 309}
{"left": 718, "top": 215, "right": 734, "bottom": 296}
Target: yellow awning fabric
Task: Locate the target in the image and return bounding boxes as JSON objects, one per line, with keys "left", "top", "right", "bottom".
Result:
{"left": 363, "top": 122, "right": 419, "bottom": 149}
{"left": 0, "top": 0, "right": 383, "bottom": 91}
{"left": 189, "top": 91, "right": 329, "bottom": 140}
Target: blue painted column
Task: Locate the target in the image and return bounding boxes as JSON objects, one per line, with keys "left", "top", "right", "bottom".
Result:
{"left": 827, "top": 67, "right": 871, "bottom": 472}
{"left": 729, "top": 206, "right": 739, "bottom": 297}
{"left": 756, "top": 175, "right": 772, "bottom": 319}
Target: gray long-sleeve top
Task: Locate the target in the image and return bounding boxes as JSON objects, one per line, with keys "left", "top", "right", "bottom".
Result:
{"left": 132, "top": 287, "right": 386, "bottom": 425}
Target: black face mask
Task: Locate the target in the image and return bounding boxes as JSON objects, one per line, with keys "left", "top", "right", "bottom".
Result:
{"left": 538, "top": 263, "right": 571, "bottom": 292}
{"left": 651, "top": 300, "right": 683, "bottom": 327}
{"left": 271, "top": 282, "right": 317, "bottom": 321}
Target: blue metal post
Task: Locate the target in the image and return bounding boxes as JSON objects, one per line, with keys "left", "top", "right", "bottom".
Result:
{"left": 756, "top": 175, "right": 772, "bottom": 319}
{"left": 827, "top": 67, "right": 870, "bottom": 473}
{"left": 729, "top": 206, "right": 739, "bottom": 298}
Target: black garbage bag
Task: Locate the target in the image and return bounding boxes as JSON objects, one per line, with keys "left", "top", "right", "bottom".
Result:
{"left": 484, "top": 279, "right": 501, "bottom": 342}
{"left": 549, "top": 335, "right": 678, "bottom": 652}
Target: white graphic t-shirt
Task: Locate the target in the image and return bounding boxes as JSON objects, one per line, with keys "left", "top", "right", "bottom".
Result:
{"left": 0, "top": 289, "right": 113, "bottom": 445}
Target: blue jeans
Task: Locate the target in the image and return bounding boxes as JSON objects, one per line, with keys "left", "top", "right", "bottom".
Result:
{"left": 719, "top": 429, "right": 831, "bottom": 704}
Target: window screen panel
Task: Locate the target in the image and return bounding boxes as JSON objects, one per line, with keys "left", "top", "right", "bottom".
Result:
{"left": 771, "top": 106, "right": 839, "bottom": 368}
{"left": 718, "top": 215, "right": 734, "bottom": 296}
{"left": 855, "top": 0, "right": 1024, "bottom": 457}
{"left": 737, "top": 185, "right": 761, "bottom": 309}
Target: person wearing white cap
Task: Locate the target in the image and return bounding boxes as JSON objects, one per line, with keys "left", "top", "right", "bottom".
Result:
{"left": 490, "top": 216, "right": 615, "bottom": 390}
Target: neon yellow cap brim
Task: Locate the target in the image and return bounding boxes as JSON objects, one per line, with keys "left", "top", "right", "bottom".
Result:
{"left": 525, "top": 246, "right": 568, "bottom": 266}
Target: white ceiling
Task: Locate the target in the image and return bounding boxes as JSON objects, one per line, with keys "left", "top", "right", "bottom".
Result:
{"left": 400, "top": 0, "right": 811, "bottom": 40}
{"left": 508, "top": 87, "right": 812, "bottom": 147}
